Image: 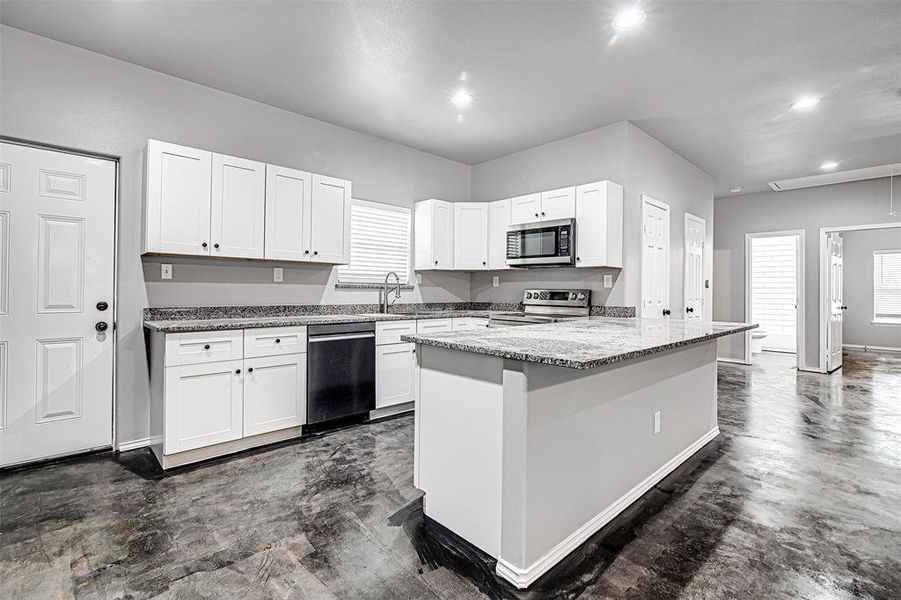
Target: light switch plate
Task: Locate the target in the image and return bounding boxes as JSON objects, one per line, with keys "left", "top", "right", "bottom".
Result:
{"left": 654, "top": 411, "right": 661, "bottom": 434}
{"left": 492, "top": 275, "right": 499, "bottom": 287}
{"left": 161, "top": 264, "right": 172, "bottom": 280}
{"left": 273, "top": 267, "right": 284, "bottom": 283}
{"left": 603, "top": 274, "right": 613, "bottom": 288}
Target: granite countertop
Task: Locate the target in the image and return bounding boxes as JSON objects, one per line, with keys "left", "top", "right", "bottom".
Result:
{"left": 143, "top": 310, "right": 496, "bottom": 333}
{"left": 401, "top": 317, "right": 757, "bottom": 370}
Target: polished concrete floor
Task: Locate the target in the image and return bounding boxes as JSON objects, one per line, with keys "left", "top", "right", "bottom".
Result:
{"left": 2, "top": 349, "right": 899, "bottom": 599}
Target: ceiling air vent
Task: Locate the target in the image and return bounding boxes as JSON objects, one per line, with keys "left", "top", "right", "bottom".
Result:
{"left": 769, "top": 163, "right": 901, "bottom": 192}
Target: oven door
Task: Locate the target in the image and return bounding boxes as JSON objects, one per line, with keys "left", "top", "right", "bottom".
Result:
{"left": 506, "top": 218, "right": 575, "bottom": 267}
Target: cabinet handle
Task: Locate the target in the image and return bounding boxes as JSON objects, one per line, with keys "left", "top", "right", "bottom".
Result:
{"left": 202, "top": 242, "right": 208, "bottom": 249}
{"left": 214, "top": 243, "right": 220, "bottom": 249}
{"left": 204, "top": 344, "right": 211, "bottom": 350}
{"left": 235, "top": 368, "right": 241, "bottom": 374}
{"left": 247, "top": 367, "right": 254, "bottom": 373}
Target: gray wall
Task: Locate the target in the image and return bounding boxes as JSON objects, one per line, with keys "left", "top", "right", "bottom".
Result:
{"left": 713, "top": 177, "right": 901, "bottom": 368}
{"left": 470, "top": 122, "right": 715, "bottom": 315}
{"left": 841, "top": 227, "right": 901, "bottom": 349}
{"left": 0, "top": 26, "right": 471, "bottom": 445}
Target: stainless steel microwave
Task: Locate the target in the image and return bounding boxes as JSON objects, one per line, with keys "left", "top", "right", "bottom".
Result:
{"left": 506, "top": 218, "right": 575, "bottom": 267}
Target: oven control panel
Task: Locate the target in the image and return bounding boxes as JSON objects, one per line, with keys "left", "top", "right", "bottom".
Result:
{"left": 523, "top": 288, "right": 590, "bottom": 307}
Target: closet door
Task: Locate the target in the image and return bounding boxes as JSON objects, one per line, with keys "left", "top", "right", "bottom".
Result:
{"left": 210, "top": 153, "right": 265, "bottom": 258}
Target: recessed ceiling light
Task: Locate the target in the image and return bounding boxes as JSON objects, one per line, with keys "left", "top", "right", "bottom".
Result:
{"left": 729, "top": 186, "right": 742, "bottom": 193}
{"left": 612, "top": 8, "right": 647, "bottom": 31}
{"left": 451, "top": 90, "right": 474, "bottom": 108}
{"left": 790, "top": 95, "right": 821, "bottom": 111}
{"left": 820, "top": 161, "right": 839, "bottom": 171}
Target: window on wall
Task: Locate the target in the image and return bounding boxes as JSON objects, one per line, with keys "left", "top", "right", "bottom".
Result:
{"left": 873, "top": 249, "right": 901, "bottom": 323}
{"left": 337, "top": 199, "right": 411, "bottom": 285}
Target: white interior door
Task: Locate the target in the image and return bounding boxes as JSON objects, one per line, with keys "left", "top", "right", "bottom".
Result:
{"left": 684, "top": 214, "right": 706, "bottom": 321}
{"left": 641, "top": 196, "right": 671, "bottom": 318}
{"left": 827, "top": 232, "right": 844, "bottom": 371}
{"left": 210, "top": 153, "right": 265, "bottom": 259}
{"left": 0, "top": 142, "right": 116, "bottom": 467}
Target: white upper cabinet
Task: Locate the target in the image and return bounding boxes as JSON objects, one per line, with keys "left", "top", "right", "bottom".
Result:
{"left": 453, "top": 203, "right": 489, "bottom": 270}
{"left": 540, "top": 186, "right": 576, "bottom": 221}
{"left": 264, "top": 165, "right": 311, "bottom": 261}
{"left": 415, "top": 199, "right": 454, "bottom": 270}
{"left": 211, "top": 153, "right": 265, "bottom": 259}
{"left": 144, "top": 139, "right": 212, "bottom": 255}
{"left": 510, "top": 193, "right": 542, "bottom": 225}
{"left": 309, "top": 174, "right": 351, "bottom": 264}
{"left": 487, "top": 199, "right": 511, "bottom": 270}
{"left": 574, "top": 180, "right": 624, "bottom": 268}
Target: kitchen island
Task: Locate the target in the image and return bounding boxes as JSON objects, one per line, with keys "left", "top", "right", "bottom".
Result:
{"left": 403, "top": 317, "right": 755, "bottom": 589}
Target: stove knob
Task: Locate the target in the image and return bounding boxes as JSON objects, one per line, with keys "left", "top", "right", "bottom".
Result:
{"left": 569, "top": 292, "right": 577, "bottom": 300}
{"left": 525, "top": 292, "right": 533, "bottom": 299}
{"left": 577, "top": 292, "right": 586, "bottom": 301}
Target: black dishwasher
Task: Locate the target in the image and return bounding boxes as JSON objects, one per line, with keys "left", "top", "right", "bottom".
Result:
{"left": 307, "top": 322, "right": 375, "bottom": 424}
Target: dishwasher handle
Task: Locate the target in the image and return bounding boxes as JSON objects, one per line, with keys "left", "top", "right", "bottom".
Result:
{"left": 308, "top": 332, "right": 376, "bottom": 343}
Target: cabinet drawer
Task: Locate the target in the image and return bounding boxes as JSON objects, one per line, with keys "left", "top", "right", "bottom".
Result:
{"left": 244, "top": 327, "right": 307, "bottom": 358}
{"left": 165, "top": 330, "right": 243, "bottom": 366}
{"left": 376, "top": 320, "right": 417, "bottom": 345}
{"left": 416, "top": 319, "right": 453, "bottom": 334}
{"left": 452, "top": 317, "right": 489, "bottom": 331}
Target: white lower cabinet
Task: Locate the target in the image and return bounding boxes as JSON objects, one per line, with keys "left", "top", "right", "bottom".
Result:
{"left": 164, "top": 359, "right": 244, "bottom": 454}
{"left": 376, "top": 343, "right": 416, "bottom": 409}
{"left": 243, "top": 353, "right": 307, "bottom": 436}
{"left": 452, "top": 317, "right": 489, "bottom": 331}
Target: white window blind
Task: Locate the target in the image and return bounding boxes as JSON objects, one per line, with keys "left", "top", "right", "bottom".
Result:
{"left": 338, "top": 199, "right": 411, "bottom": 285}
{"left": 873, "top": 249, "right": 901, "bottom": 322}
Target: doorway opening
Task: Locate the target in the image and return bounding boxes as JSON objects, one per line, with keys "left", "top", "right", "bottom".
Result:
{"left": 745, "top": 230, "right": 805, "bottom": 369}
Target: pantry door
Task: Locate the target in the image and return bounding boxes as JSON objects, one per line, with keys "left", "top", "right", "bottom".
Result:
{"left": 684, "top": 213, "right": 706, "bottom": 321}
{"left": 641, "top": 196, "right": 671, "bottom": 318}
{"left": 0, "top": 141, "right": 116, "bottom": 467}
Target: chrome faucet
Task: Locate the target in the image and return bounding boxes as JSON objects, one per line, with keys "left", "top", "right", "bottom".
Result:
{"left": 382, "top": 272, "right": 401, "bottom": 313}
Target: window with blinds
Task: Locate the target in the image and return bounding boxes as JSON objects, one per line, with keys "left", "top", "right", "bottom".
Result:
{"left": 873, "top": 249, "right": 901, "bottom": 323}
{"left": 337, "top": 199, "right": 411, "bottom": 285}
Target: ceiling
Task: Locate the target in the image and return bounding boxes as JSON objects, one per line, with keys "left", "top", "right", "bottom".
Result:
{"left": 1, "top": 1, "right": 899, "bottom": 196}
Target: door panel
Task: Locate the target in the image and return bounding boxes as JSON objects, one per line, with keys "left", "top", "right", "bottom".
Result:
{"left": 827, "top": 233, "right": 844, "bottom": 371}
{"left": 432, "top": 200, "right": 454, "bottom": 269}
{"left": 244, "top": 353, "right": 306, "bottom": 436}
{"left": 164, "top": 359, "right": 244, "bottom": 453}
{"left": 211, "top": 153, "right": 265, "bottom": 258}
{"left": 487, "top": 199, "right": 511, "bottom": 270}
{"left": 309, "top": 174, "right": 350, "bottom": 263}
{"left": 0, "top": 142, "right": 115, "bottom": 467}
{"left": 510, "top": 193, "right": 541, "bottom": 225}
{"left": 265, "top": 165, "right": 311, "bottom": 261}
{"left": 144, "top": 140, "right": 211, "bottom": 255}
{"left": 641, "top": 197, "right": 670, "bottom": 318}
{"left": 684, "top": 214, "right": 706, "bottom": 321}
{"left": 540, "top": 187, "right": 576, "bottom": 221}
{"left": 453, "top": 203, "right": 488, "bottom": 269}
{"left": 376, "top": 343, "right": 416, "bottom": 409}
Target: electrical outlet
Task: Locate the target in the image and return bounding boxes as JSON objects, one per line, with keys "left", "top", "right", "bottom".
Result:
{"left": 492, "top": 275, "right": 499, "bottom": 287}
{"left": 416, "top": 273, "right": 422, "bottom": 284}
{"left": 273, "top": 267, "right": 283, "bottom": 283}
{"left": 603, "top": 274, "right": 613, "bottom": 288}
{"left": 161, "top": 264, "right": 172, "bottom": 280}
{"left": 654, "top": 411, "right": 661, "bottom": 434}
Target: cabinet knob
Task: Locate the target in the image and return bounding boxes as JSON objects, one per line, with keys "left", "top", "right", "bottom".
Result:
{"left": 576, "top": 256, "right": 581, "bottom": 262}
{"left": 204, "top": 344, "right": 211, "bottom": 350}
{"left": 313, "top": 250, "right": 319, "bottom": 256}
{"left": 247, "top": 367, "right": 254, "bottom": 373}
{"left": 304, "top": 250, "right": 310, "bottom": 255}
{"left": 214, "top": 243, "right": 220, "bottom": 249}
{"left": 275, "top": 338, "right": 281, "bottom": 344}
{"left": 534, "top": 213, "right": 539, "bottom": 218}
{"left": 541, "top": 212, "right": 546, "bottom": 217}
{"left": 235, "top": 369, "right": 241, "bottom": 374}
{"left": 202, "top": 242, "right": 208, "bottom": 248}
{"left": 435, "top": 260, "right": 438, "bottom": 265}
{"left": 482, "top": 261, "right": 486, "bottom": 266}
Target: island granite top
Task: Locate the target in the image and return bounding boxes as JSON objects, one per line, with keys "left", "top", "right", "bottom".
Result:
{"left": 401, "top": 317, "right": 757, "bottom": 370}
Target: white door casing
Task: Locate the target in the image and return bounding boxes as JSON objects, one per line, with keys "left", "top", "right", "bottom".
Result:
{"left": 641, "top": 196, "right": 671, "bottom": 318}
{"left": 308, "top": 174, "right": 351, "bottom": 263}
{"left": 0, "top": 142, "right": 116, "bottom": 467}
{"left": 211, "top": 153, "right": 265, "bottom": 259}
{"left": 826, "top": 232, "right": 844, "bottom": 371}
{"left": 684, "top": 213, "right": 706, "bottom": 321}
{"left": 264, "top": 164, "right": 311, "bottom": 261}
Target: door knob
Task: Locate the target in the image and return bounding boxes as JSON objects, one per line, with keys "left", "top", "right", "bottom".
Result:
{"left": 841, "top": 305, "right": 848, "bottom": 310}
{"left": 96, "top": 301, "right": 109, "bottom": 311}
{"left": 95, "top": 321, "right": 109, "bottom": 332}
{"left": 686, "top": 307, "right": 694, "bottom": 313}
{"left": 662, "top": 309, "right": 671, "bottom": 316}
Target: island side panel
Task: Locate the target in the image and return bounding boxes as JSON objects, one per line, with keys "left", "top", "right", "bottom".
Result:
{"left": 416, "top": 345, "right": 505, "bottom": 558}
{"left": 498, "top": 340, "right": 719, "bottom": 586}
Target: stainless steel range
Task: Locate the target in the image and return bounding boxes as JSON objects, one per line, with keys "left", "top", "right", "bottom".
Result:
{"left": 489, "top": 288, "right": 591, "bottom": 327}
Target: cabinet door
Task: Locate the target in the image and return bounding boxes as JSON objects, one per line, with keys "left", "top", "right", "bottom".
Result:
{"left": 244, "top": 353, "right": 306, "bottom": 436}
{"left": 575, "top": 181, "right": 623, "bottom": 267}
{"left": 453, "top": 203, "right": 488, "bottom": 270}
{"left": 487, "top": 199, "right": 511, "bottom": 270}
{"left": 211, "top": 153, "right": 265, "bottom": 259}
{"left": 376, "top": 343, "right": 416, "bottom": 409}
{"left": 510, "top": 193, "right": 541, "bottom": 225}
{"left": 265, "top": 165, "right": 312, "bottom": 261}
{"left": 164, "top": 359, "right": 243, "bottom": 454}
{"left": 432, "top": 201, "right": 454, "bottom": 269}
{"left": 144, "top": 140, "right": 212, "bottom": 255}
{"left": 540, "top": 186, "right": 576, "bottom": 221}
{"left": 309, "top": 174, "right": 351, "bottom": 264}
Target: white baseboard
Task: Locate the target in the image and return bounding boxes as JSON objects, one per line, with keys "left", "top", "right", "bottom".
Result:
{"left": 716, "top": 357, "right": 750, "bottom": 365}
{"left": 843, "top": 344, "right": 901, "bottom": 353}
{"left": 496, "top": 426, "right": 720, "bottom": 589}
{"left": 116, "top": 436, "right": 158, "bottom": 452}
